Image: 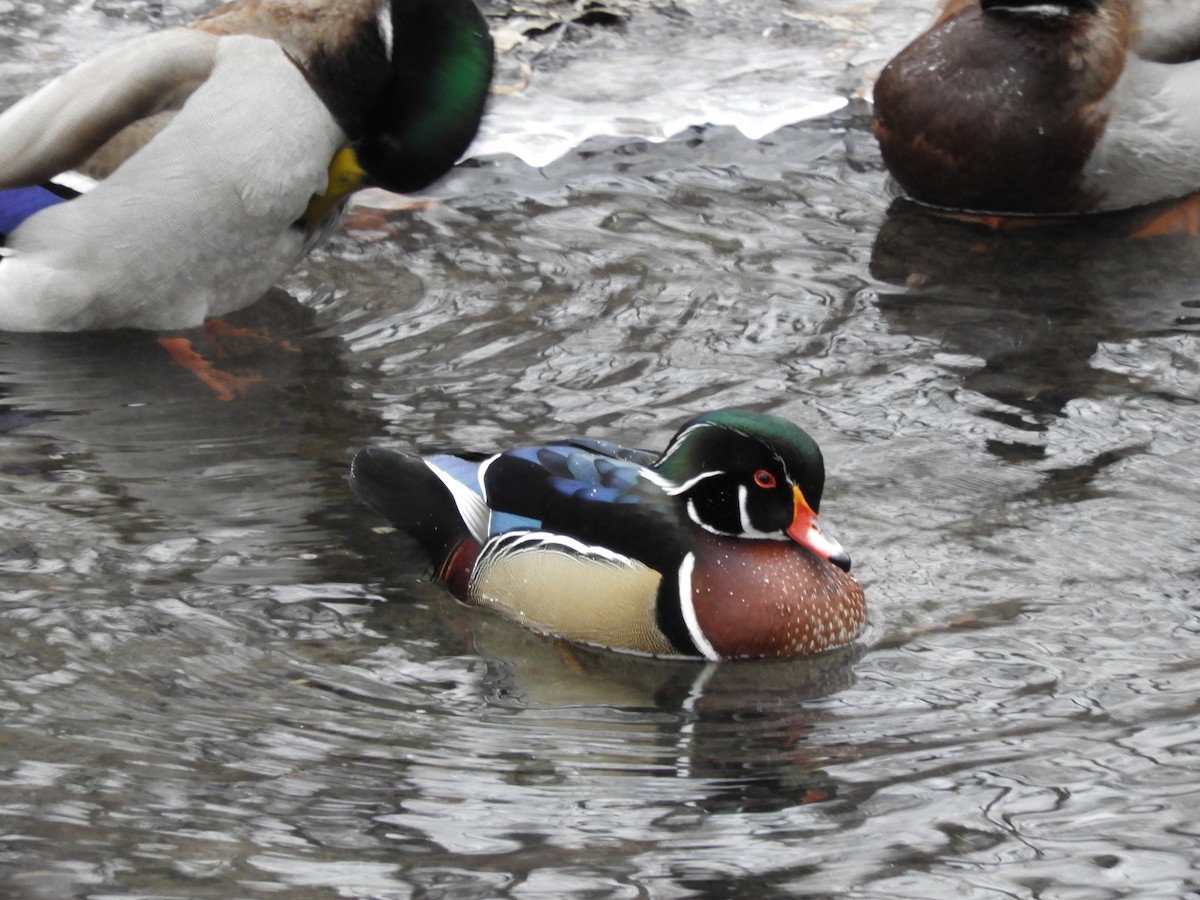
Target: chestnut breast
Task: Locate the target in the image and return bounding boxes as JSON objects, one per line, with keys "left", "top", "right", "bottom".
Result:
{"left": 688, "top": 530, "right": 866, "bottom": 660}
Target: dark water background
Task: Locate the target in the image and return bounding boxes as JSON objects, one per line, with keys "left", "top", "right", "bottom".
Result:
{"left": 1, "top": 1, "right": 1198, "bottom": 896}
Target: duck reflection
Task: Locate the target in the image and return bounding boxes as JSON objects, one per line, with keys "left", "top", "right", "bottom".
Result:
{"left": 0, "top": 289, "right": 376, "bottom": 575}
{"left": 360, "top": 592, "right": 864, "bottom": 815}
{"left": 870, "top": 198, "right": 1200, "bottom": 442}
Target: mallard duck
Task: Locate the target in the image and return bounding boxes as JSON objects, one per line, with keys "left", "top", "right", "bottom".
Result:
{"left": 873, "top": 0, "right": 1200, "bottom": 215}
{"left": 350, "top": 409, "right": 866, "bottom": 661}
{"left": 0, "top": 0, "right": 493, "bottom": 331}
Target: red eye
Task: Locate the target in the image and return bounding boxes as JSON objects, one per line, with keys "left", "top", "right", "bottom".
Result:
{"left": 753, "top": 469, "right": 777, "bottom": 489}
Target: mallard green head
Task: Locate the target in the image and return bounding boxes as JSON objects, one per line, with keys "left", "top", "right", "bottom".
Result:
{"left": 354, "top": 0, "right": 493, "bottom": 193}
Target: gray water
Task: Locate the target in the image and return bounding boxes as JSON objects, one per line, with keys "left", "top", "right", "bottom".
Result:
{"left": 2, "top": 1, "right": 1199, "bottom": 897}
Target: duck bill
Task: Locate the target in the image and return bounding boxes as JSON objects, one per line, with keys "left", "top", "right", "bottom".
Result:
{"left": 786, "top": 488, "right": 852, "bottom": 572}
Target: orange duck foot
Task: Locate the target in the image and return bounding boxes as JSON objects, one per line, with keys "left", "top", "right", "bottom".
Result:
{"left": 157, "top": 336, "right": 266, "bottom": 401}
{"left": 931, "top": 209, "right": 1078, "bottom": 231}
{"left": 1131, "top": 193, "right": 1200, "bottom": 238}
{"left": 203, "top": 317, "right": 299, "bottom": 355}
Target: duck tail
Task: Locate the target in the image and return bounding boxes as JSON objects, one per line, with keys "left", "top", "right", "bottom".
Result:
{"left": 350, "top": 446, "right": 484, "bottom": 599}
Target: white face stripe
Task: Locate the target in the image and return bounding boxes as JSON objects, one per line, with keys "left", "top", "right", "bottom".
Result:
{"left": 685, "top": 498, "right": 732, "bottom": 538}
{"left": 658, "top": 420, "right": 813, "bottom": 539}
{"left": 677, "top": 553, "right": 721, "bottom": 662}
{"left": 737, "top": 485, "right": 755, "bottom": 534}
{"left": 687, "top": 487, "right": 787, "bottom": 540}
{"left": 736, "top": 484, "right": 784, "bottom": 540}
{"left": 660, "top": 468, "right": 723, "bottom": 496}
{"left": 658, "top": 421, "right": 798, "bottom": 494}
{"left": 377, "top": 2, "right": 394, "bottom": 60}
{"left": 658, "top": 422, "right": 708, "bottom": 460}
{"left": 640, "top": 469, "right": 673, "bottom": 491}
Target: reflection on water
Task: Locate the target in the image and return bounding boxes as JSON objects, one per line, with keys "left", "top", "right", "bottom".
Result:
{"left": 872, "top": 199, "right": 1200, "bottom": 430}
{"left": 2, "top": 0, "right": 1200, "bottom": 896}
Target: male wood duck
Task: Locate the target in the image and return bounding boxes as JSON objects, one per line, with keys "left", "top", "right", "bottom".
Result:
{"left": 873, "top": 0, "right": 1200, "bottom": 216}
{"left": 0, "top": 0, "right": 493, "bottom": 331}
{"left": 350, "top": 409, "right": 867, "bottom": 661}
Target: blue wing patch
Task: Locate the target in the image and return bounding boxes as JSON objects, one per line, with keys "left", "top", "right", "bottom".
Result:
{"left": 479, "top": 440, "right": 687, "bottom": 572}
{"left": 488, "top": 510, "right": 541, "bottom": 536}
{"left": 480, "top": 442, "right": 653, "bottom": 536}
{"left": 530, "top": 444, "right": 645, "bottom": 501}
{"left": 0, "top": 185, "right": 69, "bottom": 239}
{"left": 565, "top": 437, "right": 659, "bottom": 468}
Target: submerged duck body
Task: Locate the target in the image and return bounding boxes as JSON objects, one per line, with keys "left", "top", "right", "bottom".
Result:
{"left": 873, "top": 0, "right": 1200, "bottom": 215}
{"left": 0, "top": 0, "right": 492, "bottom": 331}
{"left": 351, "top": 410, "right": 866, "bottom": 661}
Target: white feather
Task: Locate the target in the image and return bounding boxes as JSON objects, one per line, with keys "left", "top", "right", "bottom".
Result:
{"left": 485, "top": 530, "right": 639, "bottom": 567}
{"left": 0, "top": 28, "right": 217, "bottom": 189}
{"left": 0, "top": 32, "right": 346, "bottom": 330}
{"left": 1082, "top": 54, "right": 1200, "bottom": 211}
{"left": 376, "top": 1, "right": 394, "bottom": 60}
{"left": 425, "top": 459, "right": 491, "bottom": 544}
{"left": 676, "top": 553, "right": 721, "bottom": 662}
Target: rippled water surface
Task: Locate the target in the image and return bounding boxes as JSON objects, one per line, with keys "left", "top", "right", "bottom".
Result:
{"left": 2, "top": 1, "right": 1200, "bottom": 897}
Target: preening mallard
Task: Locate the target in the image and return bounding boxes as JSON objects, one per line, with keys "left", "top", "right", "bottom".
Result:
{"left": 0, "top": 0, "right": 493, "bottom": 331}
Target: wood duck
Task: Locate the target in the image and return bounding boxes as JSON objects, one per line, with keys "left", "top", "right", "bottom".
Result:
{"left": 350, "top": 409, "right": 867, "bottom": 661}
{"left": 873, "top": 0, "right": 1200, "bottom": 215}
{"left": 0, "top": 0, "right": 493, "bottom": 331}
